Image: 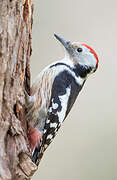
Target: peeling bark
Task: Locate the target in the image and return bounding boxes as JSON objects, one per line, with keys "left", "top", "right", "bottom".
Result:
{"left": 0, "top": 0, "right": 37, "bottom": 179}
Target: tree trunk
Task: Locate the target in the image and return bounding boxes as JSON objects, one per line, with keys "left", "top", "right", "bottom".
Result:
{"left": 0, "top": 0, "right": 37, "bottom": 179}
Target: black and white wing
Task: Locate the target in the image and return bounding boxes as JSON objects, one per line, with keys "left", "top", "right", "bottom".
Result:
{"left": 32, "top": 69, "right": 83, "bottom": 165}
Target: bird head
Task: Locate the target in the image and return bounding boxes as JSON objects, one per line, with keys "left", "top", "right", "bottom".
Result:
{"left": 54, "top": 34, "right": 99, "bottom": 74}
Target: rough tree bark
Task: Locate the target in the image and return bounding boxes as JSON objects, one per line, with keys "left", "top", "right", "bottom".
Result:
{"left": 0, "top": 0, "right": 37, "bottom": 179}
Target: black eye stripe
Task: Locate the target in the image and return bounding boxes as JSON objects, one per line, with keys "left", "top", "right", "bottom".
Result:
{"left": 77, "top": 47, "right": 83, "bottom": 53}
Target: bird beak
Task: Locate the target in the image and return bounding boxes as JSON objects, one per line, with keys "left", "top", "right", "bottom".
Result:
{"left": 54, "top": 34, "right": 71, "bottom": 50}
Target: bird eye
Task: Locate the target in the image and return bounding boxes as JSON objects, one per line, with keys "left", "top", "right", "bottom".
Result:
{"left": 77, "top": 47, "right": 83, "bottom": 53}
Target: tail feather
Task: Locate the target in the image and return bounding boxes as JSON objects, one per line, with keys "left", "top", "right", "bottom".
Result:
{"left": 32, "top": 146, "right": 44, "bottom": 166}
{"left": 32, "top": 147, "right": 40, "bottom": 164}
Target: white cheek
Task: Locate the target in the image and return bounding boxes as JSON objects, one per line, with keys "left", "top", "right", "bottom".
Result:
{"left": 90, "top": 54, "right": 97, "bottom": 67}
{"left": 79, "top": 53, "right": 96, "bottom": 68}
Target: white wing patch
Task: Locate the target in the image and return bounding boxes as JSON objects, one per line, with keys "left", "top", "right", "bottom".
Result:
{"left": 44, "top": 129, "right": 47, "bottom": 134}
{"left": 46, "top": 119, "right": 50, "bottom": 124}
{"left": 57, "top": 86, "right": 71, "bottom": 123}
{"left": 50, "top": 123, "right": 57, "bottom": 128}
{"left": 52, "top": 103, "right": 58, "bottom": 109}
{"left": 47, "top": 134, "right": 53, "bottom": 140}
{"left": 49, "top": 107, "right": 52, "bottom": 113}
{"left": 51, "top": 99, "right": 59, "bottom": 109}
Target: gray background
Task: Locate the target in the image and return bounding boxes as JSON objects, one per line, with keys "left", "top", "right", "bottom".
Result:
{"left": 31, "top": 0, "right": 117, "bottom": 179}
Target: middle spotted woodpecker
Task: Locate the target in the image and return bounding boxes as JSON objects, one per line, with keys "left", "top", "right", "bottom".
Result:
{"left": 25, "top": 34, "right": 99, "bottom": 165}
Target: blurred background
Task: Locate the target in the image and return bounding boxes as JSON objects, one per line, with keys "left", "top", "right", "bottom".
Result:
{"left": 31, "top": 0, "right": 117, "bottom": 179}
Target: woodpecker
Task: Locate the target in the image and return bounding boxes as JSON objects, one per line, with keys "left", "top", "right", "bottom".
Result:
{"left": 26, "top": 34, "right": 99, "bottom": 165}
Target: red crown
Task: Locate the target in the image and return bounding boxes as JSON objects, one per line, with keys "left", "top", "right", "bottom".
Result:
{"left": 82, "top": 44, "right": 99, "bottom": 68}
